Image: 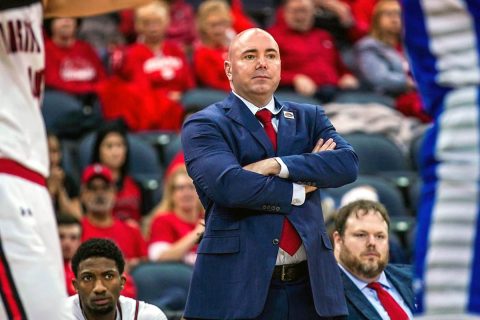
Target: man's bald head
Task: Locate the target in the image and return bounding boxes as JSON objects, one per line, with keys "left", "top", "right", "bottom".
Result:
{"left": 228, "top": 28, "right": 279, "bottom": 60}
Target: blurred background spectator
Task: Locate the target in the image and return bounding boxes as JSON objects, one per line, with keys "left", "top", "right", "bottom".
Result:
{"left": 99, "top": 1, "right": 193, "bottom": 131}
{"left": 353, "top": 0, "right": 430, "bottom": 122}
{"left": 193, "top": 0, "right": 234, "bottom": 92}
{"left": 78, "top": 13, "right": 126, "bottom": 67}
{"left": 80, "top": 163, "right": 147, "bottom": 273}
{"left": 57, "top": 213, "right": 83, "bottom": 296}
{"left": 45, "top": 18, "right": 106, "bottom": 108}
{"left": 269, "top": 0, "right": 359, "bottom": 103}
{"left": 91, "top": 122, "right": 143, "bottom": 224}
{"left": 47, "top": 132, "right": 82, "bottom": 219}
{"left": 147, "top": 166, "right": 204, "bottom": 266}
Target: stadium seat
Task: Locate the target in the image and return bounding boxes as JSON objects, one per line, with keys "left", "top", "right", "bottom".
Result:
{"left": 344, "top": 133, "right": 409, "bottom": 174}
{"left": 42, "top": 90, "right": 103, "bottom": 139}
{"left": 163, "top": 134, "right": 182, "bottom": 168}
{"left": 133, "top": 131, "right": 181, "bottom": 168}
{"left": 131, "top": 262, "right": 193, "bottom": 319}
{"left": 275, "top": 90, "right": 321, "bottom": 105}
{"left": 325, "top": 175, "right": 408, "bottom": 218}
{"left": 42, "top": 90, "right": 83, "bottom": 132}
{"left": 333, "top": 90, "right": 395, "bottom": 108}
{"left": 181, "top": 88, "right": 228, "bottom": 114}
{"left": 410, "top": 131, "right": 426, "bottom": 172}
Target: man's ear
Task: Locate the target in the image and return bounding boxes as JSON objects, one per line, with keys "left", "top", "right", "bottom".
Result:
{"left": 72, "top": 278, "right": 78, "bottom": 292}
{"left": 332, "top": 230, "right": 342, "bottom": 247}
{"left": 120, "top": 275, "right": 126, "bottom": 290}
{"left": 224, "top": 61, "right": 232, "bottom": 80}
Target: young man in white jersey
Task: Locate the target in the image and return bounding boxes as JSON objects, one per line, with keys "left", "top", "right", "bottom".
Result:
{"left": 0, "top": 1, "right": 151, "bottom": 319}
{"left": 68, "top": 238, "right": 167, "bottom": 320}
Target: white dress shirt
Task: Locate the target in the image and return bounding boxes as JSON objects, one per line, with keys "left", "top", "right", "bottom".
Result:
{"left": 233, "top": 91, "right": 307, "bottom": 264}
{"left": 339, "top": 264, "right": 413, "bottom": 319}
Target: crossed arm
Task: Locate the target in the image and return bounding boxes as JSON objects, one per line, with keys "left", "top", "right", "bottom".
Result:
{"left": 243, "top": 138, "right": 337, "bottom": 194}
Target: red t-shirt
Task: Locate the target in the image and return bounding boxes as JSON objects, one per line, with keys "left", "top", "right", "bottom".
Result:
{"left": 148, "top": 212, "right": 199, "bottom": 254}
{"left": 193, "top": 44, "right": 230, "bottom": 92}
{"left": 64, "top": 260, "right": 76, "bottom": 296}
{"left": 45, "top": 38, "right": 106, "bottom": 95}
{"left": 268, "top": 23, "right": 350, "bottom": 88}
{"left": 81, "top": 217, "right": 147, "bottom": 260}
{"left": 113, "top": 175, "right": 142, "bottom": 222}
{"left": 116, "top": 41, "right": 195, "bottom": 94}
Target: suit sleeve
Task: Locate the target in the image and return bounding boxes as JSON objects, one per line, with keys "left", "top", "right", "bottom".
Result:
{"left": 182, "top": 111, "right": 295, "bottom": 214}
{"left": 279, "top": 106, "right": 358, "bottom": 188}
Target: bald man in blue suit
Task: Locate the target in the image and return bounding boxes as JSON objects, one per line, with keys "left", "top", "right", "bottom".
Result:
{"left": 181, "top": 28, "right": 359, "bottom": 320}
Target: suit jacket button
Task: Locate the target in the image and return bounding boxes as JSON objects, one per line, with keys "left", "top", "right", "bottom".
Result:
{"left": 266, "top": 205, "right": 271, "bottom": 210}
{"left": 262, "top": 205, "right": 267, "bottom": 210}
{"left": 276, "top": 207, "right": 280, "bottom": 211}
{"left": 272, "top": 239, "right": 279, "bottom": 245}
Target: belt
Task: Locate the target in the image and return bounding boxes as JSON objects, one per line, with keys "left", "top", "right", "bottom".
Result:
{"left": 272, "top": 261, "right": 308, "bottom": 282}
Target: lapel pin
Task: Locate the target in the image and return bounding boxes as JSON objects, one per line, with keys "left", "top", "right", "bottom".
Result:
{"left": 283, "top": 111, "right": 294, "bottom": 119}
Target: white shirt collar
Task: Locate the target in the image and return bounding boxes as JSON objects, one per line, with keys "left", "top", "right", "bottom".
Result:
{"left": 338, "top": 263, "right": 391, "bottom": 291}
{"left": 232, "top": 91, "right": 281, "bottom": 116}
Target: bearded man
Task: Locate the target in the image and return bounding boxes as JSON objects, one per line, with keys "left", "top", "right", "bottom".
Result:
{"left": 333, "top": 200, "right": 415, "bottom": 320}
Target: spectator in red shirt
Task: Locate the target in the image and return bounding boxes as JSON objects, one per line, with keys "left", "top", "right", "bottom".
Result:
{"left": 99, "top": 1, "right": 194, "bottom": 131}
{"left": 165, "top": 0, "right": 198, "bottom": 54}
{"left": 193, "top": 0, "right": 234, "bottom": 92}
{"left": 125, "top": 1, "right": 195, "bottom": 98}
{"left": 45, "top": 18, "right": 106, "bottom": 106}
{"left": 91, "top": 122, "right": 142, "bottom": 224}
{"left": 269, "top": 0, "right": 359, "bottom": 103}
{"left": 147, "top": 166, "right": 204, "bottom": 266}
{"left": 80, "top": 164, "right": 147, "bottom": 272}
{"left": 119, "top": 0, "right": 198, "bottom": 52}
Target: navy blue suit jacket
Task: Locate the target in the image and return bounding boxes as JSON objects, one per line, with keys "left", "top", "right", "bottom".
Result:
{"left": 340, "top": 264, "right": 415, "bottom": 320}
{"left": 181, "top": 93, "right": 359, "bottom": 319}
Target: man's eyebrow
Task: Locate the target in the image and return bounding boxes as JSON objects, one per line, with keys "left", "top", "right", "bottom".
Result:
{"left": 240, "top": 48, "right": 258, "bottom": 55}
{"left": 240, "top": 48, "right": 279, "bottom": 55}
{"left": 265, "top": 48, "right": 278, "bottom": 53}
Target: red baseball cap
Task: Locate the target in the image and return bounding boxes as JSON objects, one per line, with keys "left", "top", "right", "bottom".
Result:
{"left": 81, "top": 164, "right": 113, "bottom": 184}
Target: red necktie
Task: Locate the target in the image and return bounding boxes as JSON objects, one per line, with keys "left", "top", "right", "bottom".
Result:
{"left": 367, "top": 282, "right": 409, "bottom": 320}
{"left": 255, "top": 109, "right": 302, "bottom": 256}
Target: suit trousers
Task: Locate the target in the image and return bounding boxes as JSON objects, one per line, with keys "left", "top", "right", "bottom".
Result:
{"left": 251, "top": 275, "right": 347, "bottom": 320}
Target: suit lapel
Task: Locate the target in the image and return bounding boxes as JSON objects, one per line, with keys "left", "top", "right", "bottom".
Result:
{"left": 340, "top": 270, "right": 383, "bottom": 320}
{"left": 385, "top": 266, "right": 415, "bottom": 312}
{"left": 222, "top": 93, "right": 275, "bottom": 156}
{"left": 276, "top": 100, "right": 297, "bottom": 157}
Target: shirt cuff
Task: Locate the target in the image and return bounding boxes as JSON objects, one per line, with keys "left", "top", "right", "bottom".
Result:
{"left": 291, "top": 183, "right": 306, "bottom": 206}
{"left": 275, "top": 157, "right": 289, "bottom": 178}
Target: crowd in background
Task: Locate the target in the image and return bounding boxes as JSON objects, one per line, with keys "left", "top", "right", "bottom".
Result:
{"left": 43, "top": 0, "right": 427, "bottom": 316}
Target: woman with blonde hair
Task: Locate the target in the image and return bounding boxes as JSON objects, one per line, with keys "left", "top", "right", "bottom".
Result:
{"left": 147, "top": 165, "right": 204, "bottom": 265}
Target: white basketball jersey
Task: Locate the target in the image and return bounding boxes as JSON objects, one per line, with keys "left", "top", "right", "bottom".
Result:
{"left": 67, "top": 295, "right": 168, "bottom": 320}
{"left": 0, "top": 0, "right": 49, "bottom": 177}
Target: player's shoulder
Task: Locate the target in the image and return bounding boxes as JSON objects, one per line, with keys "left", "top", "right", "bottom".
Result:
{"left": 119, "top": 296, "right": 167, "bottom": 320}
{"left": 65, "top": 295, "right": 85, "bottom": 319}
